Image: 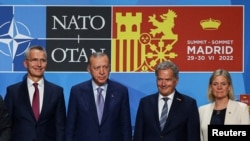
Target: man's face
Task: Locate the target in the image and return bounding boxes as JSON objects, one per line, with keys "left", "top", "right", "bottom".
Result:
{"left": 156, "top": 69, "right": 178, "bottom": 96}
{"left": 24, "top": 49, "right": 47, "bottom": 81}
{"left": 88, "top": 55, "right": 110, "bottom": 86}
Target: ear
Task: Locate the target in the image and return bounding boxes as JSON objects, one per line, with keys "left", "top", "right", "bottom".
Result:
{"left": 23, "top": 60, "right": 28, "bottom": 68}
{"left": 175, "top": 77, "right": 179, "bottom": 83}
{"left": 87, "top": 65, "right": 90, "bottom": 72}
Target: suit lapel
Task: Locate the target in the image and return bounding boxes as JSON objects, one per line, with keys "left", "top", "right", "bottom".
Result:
{"left": 100, "top": 82, "right": 113, "bottom": 125}
{"left": 82, "top": 81, "right": 100, "bottom": 125}
{"left": 20, "top": 79, "right": 38, "bottom": 121}
{"left": 224, "top": 100, "right": 234, "bottom": 124}
{"left": 39, "top": 80, "right": 50, "bottom": 121}
{"left": 163, "top": 91, "right": 183, "bottom": 132}
{"left": 88, "top": 83, "right": 100, "bottom": 125}
{"left": 152, "top": 94, "right": 162, "bottom": 131}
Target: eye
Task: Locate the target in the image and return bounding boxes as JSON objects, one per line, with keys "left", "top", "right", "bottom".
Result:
{"left": 93, "top": 66, "right": 101, "bottom": 71}
{"left": 27, "top": 59, "right": 47, "bottom": 63}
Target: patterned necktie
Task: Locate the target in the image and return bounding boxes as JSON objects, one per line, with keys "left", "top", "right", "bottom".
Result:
{"left": 160, "top": 97, "right": 169, "bottom": 131}
{"left": 32, "top": 83, "right": 40, "bottom": 121}
{"left": 97, "top": 87, "right": 104, "bottom": 124}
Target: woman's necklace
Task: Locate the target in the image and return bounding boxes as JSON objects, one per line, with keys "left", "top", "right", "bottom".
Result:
{"left": 216, "top": 110, "right": 220, "bottom": 115}
{"left": 214, "top": 100, "right": 228, "bottom": 115}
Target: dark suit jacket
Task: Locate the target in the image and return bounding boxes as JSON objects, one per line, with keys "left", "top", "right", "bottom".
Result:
{"left": 65, "top": 79, "right": 132, "bottom": 141}
{"left": 133, "top": 90, "right": 200, "bottom": 141}
{"left": 4, "top": 78, "right": 66, "bottom": 141}
{"left": 0, "top": 95, "right": 11, "bottom": 141}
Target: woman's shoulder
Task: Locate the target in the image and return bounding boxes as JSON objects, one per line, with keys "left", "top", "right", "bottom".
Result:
{"left": 199, "top": 103, "right": 213, "bottom": 111}
{"left": 229, "top": 99, "right": 248, "bottom": 108}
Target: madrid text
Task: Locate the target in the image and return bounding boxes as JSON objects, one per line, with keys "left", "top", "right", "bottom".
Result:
{"left": 186, "top": 40, "right": 234, "bottom": 61}
{"left": 187, "top": 45, "right": 233, "bottom": 61}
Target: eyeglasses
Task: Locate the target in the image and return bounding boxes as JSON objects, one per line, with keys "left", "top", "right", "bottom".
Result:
{"left": 26, "top": 58, "right": 47, "bottom": 64}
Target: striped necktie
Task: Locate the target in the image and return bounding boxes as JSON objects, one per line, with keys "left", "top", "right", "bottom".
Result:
{"left": 160, "top": 97, "right": 169, "bottom": 131}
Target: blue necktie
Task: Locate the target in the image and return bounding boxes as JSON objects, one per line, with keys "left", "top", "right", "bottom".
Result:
{"left": 97, "top": 87, "right": 104, "bottom": 124}
{"left": 160, "top": 97, "right": 168, "bottom": 131}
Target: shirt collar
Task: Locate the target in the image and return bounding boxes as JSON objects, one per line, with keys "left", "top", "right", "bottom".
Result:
{"left": 91, "top": 80, "right": 107, "bottom": 91}
{"left": 27, "top": 78, "right": 44, "bottom": 87}
{"left": 158, "top": 91, "right": 175, "bottom": 100}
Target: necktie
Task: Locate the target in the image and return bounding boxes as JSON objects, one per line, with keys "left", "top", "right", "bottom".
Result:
{"left": 32, "top": 83, "right": 40, "bottom": 121}
{"left": 97, "top": 87, "right": 104, "bottom": 124}
{"left": 160, "top": 97, "right": 169, "bottom": 131}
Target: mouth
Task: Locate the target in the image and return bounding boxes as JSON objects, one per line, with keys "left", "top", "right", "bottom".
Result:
{"left": 99, "top": 77, "right": 106, "bottom": 80}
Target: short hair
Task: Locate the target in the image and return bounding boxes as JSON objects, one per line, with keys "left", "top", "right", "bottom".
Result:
{"left": 155, "top": 61, "right": 179, "bottom": 79}
{"left": 24, "top": 45, "right": 47, "bottom": 59}
{"left": 88, "top": 52, "right": 110, "bottom": 65}
{"left": 207, "top": 69, "right": 235, "bottom": 101}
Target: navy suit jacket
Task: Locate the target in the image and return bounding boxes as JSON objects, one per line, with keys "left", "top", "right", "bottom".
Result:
{"left": 133, "top": 90, "right": 200, "bottom": 141}
{"left": 65, "top": 79, "right": 132, "bottom": 141}
{"left": 4, "top": 78, "right": 66, "bottom": 141}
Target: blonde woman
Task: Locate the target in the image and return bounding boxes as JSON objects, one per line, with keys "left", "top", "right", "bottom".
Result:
{"left": 199, "top": 69, "right": 250, "bottom": 141}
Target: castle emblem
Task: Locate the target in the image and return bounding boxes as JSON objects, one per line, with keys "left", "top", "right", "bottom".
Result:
{"left": 112, "top": 9, "right": 178, "bottom": 72}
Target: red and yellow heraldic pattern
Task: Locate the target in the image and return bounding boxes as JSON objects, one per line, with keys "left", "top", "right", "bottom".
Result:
{"left": 240, "top": 94, "right": 250, "bottom": 114}
{"left": 111, "top": 6, "right": 243, "bottom": 72}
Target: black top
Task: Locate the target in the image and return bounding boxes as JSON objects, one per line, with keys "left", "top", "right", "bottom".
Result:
{"left": 0, "top": 95, "right": 11, "bottom": 141}
{"left": 210, "top": 108, "right": 226, "bottom": 125}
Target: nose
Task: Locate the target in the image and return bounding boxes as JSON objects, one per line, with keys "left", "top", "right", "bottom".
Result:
{"left": 161, "top": 80, "right": 167, "bottom": 86}
{"left": 217, "top": 84, "right": 222, "bottom": 89}
{"left": 35, "top": 60, "right": 44, "bottom": 66}
{"left": 99, "top": 67, "right": 105, "bottom": 74}
{"left": 37, "top": 60, "right": 42, "bottom": 66}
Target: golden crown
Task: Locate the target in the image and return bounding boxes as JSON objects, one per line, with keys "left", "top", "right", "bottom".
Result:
{"left": 200, "top": 18, "right": 221, "bottom": 30}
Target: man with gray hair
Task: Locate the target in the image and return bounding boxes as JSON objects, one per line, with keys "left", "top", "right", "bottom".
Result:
{"left": 133, "top": 61, "right": 200, "bottom": 141}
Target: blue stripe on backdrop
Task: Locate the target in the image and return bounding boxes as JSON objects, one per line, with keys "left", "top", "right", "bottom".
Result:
{"left": 0, "top": 0, "right": 231, "bottom": 5}
{"left": 231, "top": 0, "right": 250, "bottom": 95}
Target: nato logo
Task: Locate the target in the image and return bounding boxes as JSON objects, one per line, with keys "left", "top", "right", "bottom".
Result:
{"left": 1, "top": 6, "right": 112, "bottom": 72}
{"left": 0, "top": 6, "right": 46, "bottom": 72}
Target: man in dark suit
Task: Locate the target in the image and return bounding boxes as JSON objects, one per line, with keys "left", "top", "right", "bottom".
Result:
{"left": 65, "top": 52, "right": 132, "bottom": 141}
{"left": 133, "top": 61, "right": 200, "bottom": 141}
{"left": 4, "top": 46, "right": 66, "bottom": 141}
{"left": 0, "top": 95, "right": 11, "bottom": 141}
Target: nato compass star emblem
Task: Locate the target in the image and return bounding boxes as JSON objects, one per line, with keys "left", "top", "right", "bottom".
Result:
{"left": 0, "top": 18, "right": 33, "bottom": 71}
